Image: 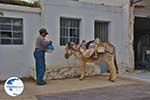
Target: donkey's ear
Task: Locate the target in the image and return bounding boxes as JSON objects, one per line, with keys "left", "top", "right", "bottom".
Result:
{"left": 68, "top": 42, "right": 71, "bottom": 47}
{"left": 65, "top": 43, "right": 68, "bottom": 47}
{"left": 65, "top": 42, "right": 69, "bottom": 47}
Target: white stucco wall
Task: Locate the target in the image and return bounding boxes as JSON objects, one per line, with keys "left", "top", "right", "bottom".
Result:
{"left": 0, "top": 4, "right": 41, "bottom": 80}
{"left": 40, "top": 0, "right": 129, "bottom": 73}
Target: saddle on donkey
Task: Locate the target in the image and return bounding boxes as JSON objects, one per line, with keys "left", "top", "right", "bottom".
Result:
{"left": 80, "top": 38, "right": 105, "bottom": 59}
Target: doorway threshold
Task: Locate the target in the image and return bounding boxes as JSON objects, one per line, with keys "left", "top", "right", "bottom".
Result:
{"left": 119, "top": 70, "right": 150, "bottom": 83}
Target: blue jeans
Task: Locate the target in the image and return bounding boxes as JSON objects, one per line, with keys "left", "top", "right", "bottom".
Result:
{"left": 34, "top": 49, "right": 46, "bottom": 84}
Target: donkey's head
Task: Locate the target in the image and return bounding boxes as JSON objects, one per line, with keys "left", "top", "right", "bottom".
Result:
{"left": 64, "top": 42, "right": 76, "bottom": 59}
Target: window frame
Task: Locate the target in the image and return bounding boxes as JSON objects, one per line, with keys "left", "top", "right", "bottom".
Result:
{"left": 60, "top": 17, "right": 81, "bottom": 46}
{"left": 94, "top": 20, "right": 110, "bottom": 42}
{"left": 0, "top": 17, "right": 24, "bottom": 45}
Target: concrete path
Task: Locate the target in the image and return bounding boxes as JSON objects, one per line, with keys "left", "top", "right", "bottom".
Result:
{"left": 120, "top": 70, "right": 150, "bottom": 83}
{"left": 37, "top": 84, "right": 150, "bottom": 100}
{"left": 0, "top": 75, "right": 144, "bottom": 100}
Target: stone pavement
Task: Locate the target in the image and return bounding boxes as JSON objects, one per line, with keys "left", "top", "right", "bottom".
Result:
{"left": 37, "top": 84, "right": 150, "bottom": 100}
{"left": 0, "top": 75, "right": 144, "bottom": 100}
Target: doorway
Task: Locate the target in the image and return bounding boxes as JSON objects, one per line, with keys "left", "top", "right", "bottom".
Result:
{"left": 134, "top": 17, "right": 150, "bottom": 70}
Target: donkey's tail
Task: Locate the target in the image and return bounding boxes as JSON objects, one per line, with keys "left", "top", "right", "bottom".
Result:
{"left": 114, "top": 48, "right": 119, "bottom": 74}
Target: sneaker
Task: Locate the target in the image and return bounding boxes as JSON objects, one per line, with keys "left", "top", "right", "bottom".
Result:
{"left": 36, "top": 81, "right": 46, "bottom": 85}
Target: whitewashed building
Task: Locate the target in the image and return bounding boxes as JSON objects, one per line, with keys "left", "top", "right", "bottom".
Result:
{"left": 80, "top": 0, "right": 150, "bottom": 72}
{"left": 0, "top": 4, "right": 41, "bottom": 80}
{"left": 0, "top": 0, "right": 150, "bottom": 80}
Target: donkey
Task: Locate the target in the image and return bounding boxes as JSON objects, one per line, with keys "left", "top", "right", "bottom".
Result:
{"left": 64, "top": 41, "right": 118, "bottom": 82}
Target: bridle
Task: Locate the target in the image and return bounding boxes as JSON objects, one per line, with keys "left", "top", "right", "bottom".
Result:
{"left": 66, "top": 42, "right": 115, "bottom": 58}
{"left": 67, "top": 42, "right": 85, "bottom": 58}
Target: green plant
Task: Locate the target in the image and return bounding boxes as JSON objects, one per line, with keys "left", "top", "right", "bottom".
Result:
{"left": 0, "top": 0, "right": 40, "bottom": 7}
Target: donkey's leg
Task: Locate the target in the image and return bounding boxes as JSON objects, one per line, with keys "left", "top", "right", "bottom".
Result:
{"left": 79, "top": 60, "right": 86, "bottom": 80}
{"left": 108, "top": 55, "right": 117, "bottom": 82}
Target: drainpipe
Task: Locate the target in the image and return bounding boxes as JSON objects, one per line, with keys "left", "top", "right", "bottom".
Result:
{"left": 39, "top": 0, "right": 45, "bottom": 28}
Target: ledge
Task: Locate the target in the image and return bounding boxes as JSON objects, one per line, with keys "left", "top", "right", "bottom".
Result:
{"left": 0, "top": 3, "right": 41, "bottom": 14}
{"left": 42, "top": 0, "right": 123, "bottom": 14}
{"left": 30, "top": 63, "right": 101, "bottom": 80}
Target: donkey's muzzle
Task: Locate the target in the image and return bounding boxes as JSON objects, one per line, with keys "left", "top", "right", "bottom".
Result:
{"left": 64, "top": 54, "right": 69, "bottom": 59}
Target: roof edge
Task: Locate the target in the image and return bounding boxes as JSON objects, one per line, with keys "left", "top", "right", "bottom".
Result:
{"left": 0, "top": 3, "right": 41, "bottom": 14}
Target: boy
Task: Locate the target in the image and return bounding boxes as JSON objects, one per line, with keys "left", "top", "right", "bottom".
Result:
{"left": 33, "top": 28, "right": 52, "bottom": 85}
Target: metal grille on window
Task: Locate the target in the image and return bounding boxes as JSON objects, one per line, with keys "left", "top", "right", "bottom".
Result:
{"left": 0, "top": 17, "right": 23, "bottom": 45}
{"left": 60, "top": 18, "right": 80, "bottom": 46}
{"left": 95, "top": 21, "right": 109, "bottom": 42}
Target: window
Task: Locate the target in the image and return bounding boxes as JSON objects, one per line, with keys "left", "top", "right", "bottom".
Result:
{"left": 94, "top": 21, "right": 109, "bottom": 42}
{"left": 0, "top": 17, "right": 23, "bottom": 45}
{"left": 60, "top": 18, "right": 80, "bottom": 46}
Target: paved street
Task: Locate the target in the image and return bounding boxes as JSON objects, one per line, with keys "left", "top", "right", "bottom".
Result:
{"left": 37, "top": 83, "right": 150, "bottom": 100}
{"left": 0, "top": 75, "right": 148, "bottom": 100}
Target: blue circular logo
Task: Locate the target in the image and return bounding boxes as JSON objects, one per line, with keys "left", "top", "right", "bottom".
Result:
{"left": 4, "top": 77, "right": 24, "bottom": 97}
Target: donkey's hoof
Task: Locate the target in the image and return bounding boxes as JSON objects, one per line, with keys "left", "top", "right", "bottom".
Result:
{"left": 79, "top": 78, "right": 83, "bottom": 81}
{"left": 108, "top": 79, "right": 115, "bottom": 82}
{"left": 79, "top": 77, "right": 84, "bottom": 81}
{"left": 108, "top": 78, "right": 111, "bottom": 81}
{"left": 110, "top": 80, "right": 115, "bottom": 82}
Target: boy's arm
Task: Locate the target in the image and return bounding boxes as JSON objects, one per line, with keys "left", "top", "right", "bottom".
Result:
{"left": 40, "top": 39, "right": 50, "bottom": 47}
